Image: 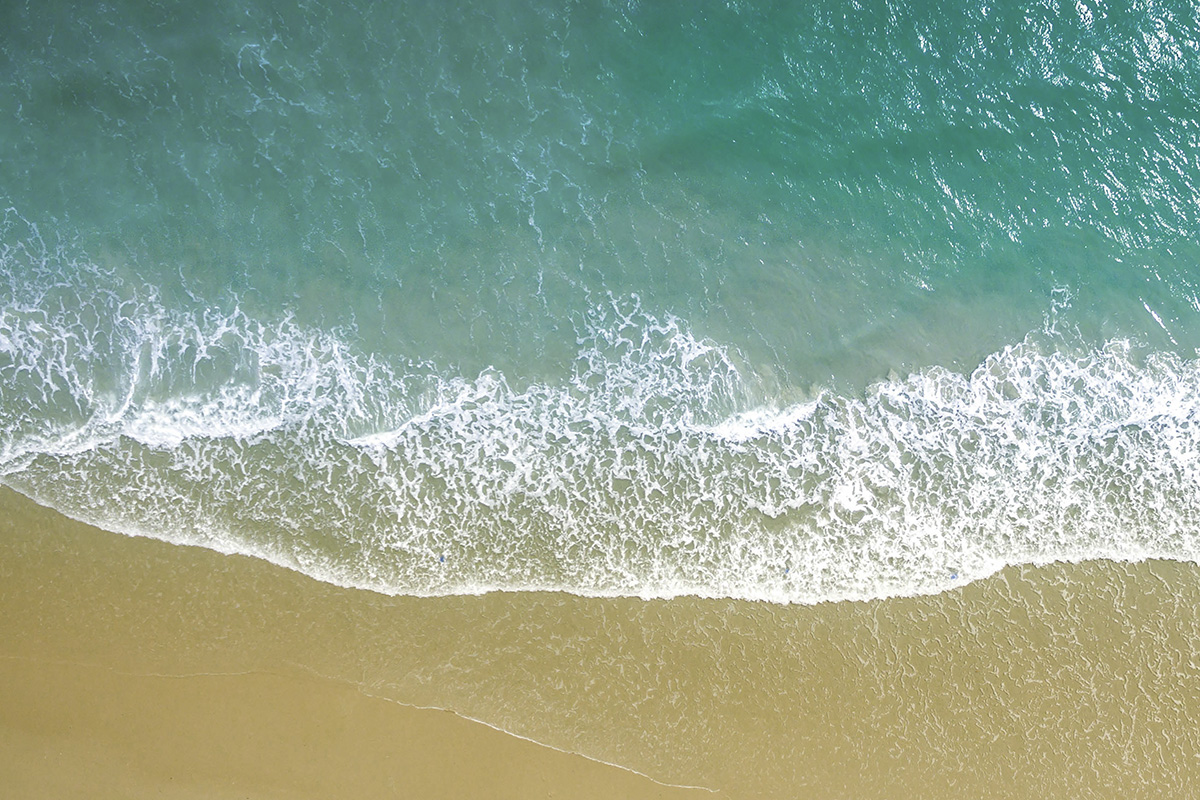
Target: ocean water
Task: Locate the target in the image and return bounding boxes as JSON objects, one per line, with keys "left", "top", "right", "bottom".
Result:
{"left": 4, "top": 0, "right": 1200, "bottom": 604}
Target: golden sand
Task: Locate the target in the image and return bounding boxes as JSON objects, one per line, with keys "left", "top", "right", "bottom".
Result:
{"left": 0, "top": 657, "right": 706, "bottom": 800}
{"left": 2, "top": 486, "right": 1199, "bottom": 798}
{"left": 0, "top": 489, "right": 705, "bottom": 800}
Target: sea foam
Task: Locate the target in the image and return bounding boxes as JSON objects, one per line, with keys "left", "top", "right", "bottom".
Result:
{"left": 4, "top": 232, "right": 1200, "bottom": 604}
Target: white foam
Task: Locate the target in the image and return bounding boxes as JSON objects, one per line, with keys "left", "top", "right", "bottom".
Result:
{"left": 5, "top": 228, "right": 1200, "bottom": 604}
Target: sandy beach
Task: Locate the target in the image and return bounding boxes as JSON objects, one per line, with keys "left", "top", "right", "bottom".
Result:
{"left": 0, "top": 488, "right": 707, "bottom": 800}
{"left": 0, "top": 656, "right": 707, "bottom": 800}
{"left": 3, "top": 486, "right": 1199, "bottom": 798}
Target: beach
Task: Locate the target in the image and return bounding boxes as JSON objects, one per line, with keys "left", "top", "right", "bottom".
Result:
{"left": 4, "top": 486, "right": 1197, "bottom": 798}
{"left": 0, "top": 487, "right": 707, "bottom": 800}
{"left": 6, "top": 4, "right": 1200, "bottom": 791}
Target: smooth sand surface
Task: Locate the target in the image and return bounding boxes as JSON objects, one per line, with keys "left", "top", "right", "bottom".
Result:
{"left": 0, "top": 489, "right": 706, "bottom": 800}
{"left": 4, "top": 486, "right": 1200, "bottom": 798}
{"left": 0, "top": 657, "right": 703, "bottom": 800}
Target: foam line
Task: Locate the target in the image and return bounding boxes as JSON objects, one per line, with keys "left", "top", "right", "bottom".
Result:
{"left": 4, "top": 239, "right": 1200, "bottom": 604}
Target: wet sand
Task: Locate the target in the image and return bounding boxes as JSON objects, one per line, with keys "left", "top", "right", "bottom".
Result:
{"left": 0, "top": 489, "right": 706, "bottom": 800}
{"left": 0, "top": 656, "right": 705, "bottom": 800}
{"left": 2, "top": 486, "right": 1199, "bottom": 798}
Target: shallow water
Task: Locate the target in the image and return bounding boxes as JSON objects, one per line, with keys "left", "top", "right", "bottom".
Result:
{"left": 4, "top": 0, "right": 1200, "bottom": 601}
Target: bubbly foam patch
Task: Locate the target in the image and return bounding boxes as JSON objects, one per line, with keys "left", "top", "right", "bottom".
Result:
{"left": 4, "top": 226, "right": 1200, "bottom": 603}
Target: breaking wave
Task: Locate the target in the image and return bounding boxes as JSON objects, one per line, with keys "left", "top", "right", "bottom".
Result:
{"left": 4, "top": 228, "right": 1200, "bottom": 604}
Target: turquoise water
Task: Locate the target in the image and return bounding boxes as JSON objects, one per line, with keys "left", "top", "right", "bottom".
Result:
{"left": 3, "top": 0, "right": 1200, "bottom": 602}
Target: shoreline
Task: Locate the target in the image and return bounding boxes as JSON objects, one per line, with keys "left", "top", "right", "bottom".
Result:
{"left": 0, "top": 488, "right": 711, "bottom": 800}
{"left": 3, "top": 486, "right": 1199, "bottom": 798}
{"left": 16, "top": 487, "right": 1173, "bottom": 610}
{"left": 0, "top": 655, "right": 709, "bottom": 800}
